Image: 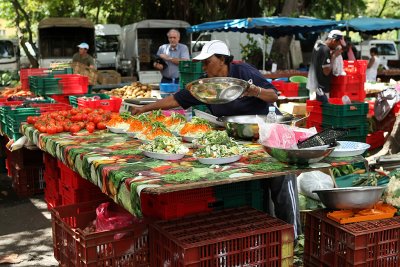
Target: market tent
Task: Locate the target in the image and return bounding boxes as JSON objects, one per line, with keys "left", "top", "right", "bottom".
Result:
{"left": 187, "top": 17, "right": 339, "bottom": 38}
{"left": 187, "top": 17, "right": 339, "bottom": 69}
{"left": 341, "top": 17, "right": 400, "bottom": 35}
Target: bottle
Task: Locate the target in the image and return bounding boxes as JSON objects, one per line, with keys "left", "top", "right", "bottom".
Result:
{"left": 266, "top": 106, "right": 277, "bottom": 123}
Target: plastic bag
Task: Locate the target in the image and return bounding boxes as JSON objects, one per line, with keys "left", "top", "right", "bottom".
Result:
{"left": 95, "top": 202, "right": 137, "bottom": 234}
{"left": 257, "top": 117, "right": 317, "bottom": 149}
{"left": 297, "top": 171, "right": 334, "bottom": 200}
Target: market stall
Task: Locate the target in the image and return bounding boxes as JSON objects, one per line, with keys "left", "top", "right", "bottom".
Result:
{"left": 20, "top": 123, "right": 363, "bottom": 217}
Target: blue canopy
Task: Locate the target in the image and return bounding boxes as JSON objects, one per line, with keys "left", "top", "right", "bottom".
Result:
{"left": 187, "top": 17, "right": 339, "bottom": 38}
{"left": 341, "top": 17, "right": 400, "bottom": 35}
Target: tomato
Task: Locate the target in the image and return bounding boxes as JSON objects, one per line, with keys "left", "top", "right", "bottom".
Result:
{"left": 70, "top": 124, "right": 81, "bottom": 133}
{"left": 56, "top": 124, "right": 64, "bottom": 133}
{"left": 46, "top": 125, "right": 57, "bottom": 135}
{"left": 63, "top": 121, "right": 72, "bottom": 132}
{"left": 38, "top": 125, "right": 47, "bottom": 133}
{"left": 93, "top": 115, "right": 103, "bottom": 124}
{"left": 96, "top": 121, "right": 107, "bottom": 130}
{"left": 27, "top": 116, "right": 38, "bottom": 124}
{"left": 70, "top": 109, "right": 79, "bottom": 115}
{"left": 86, "top": 124, "right": 95, "bottom": 133}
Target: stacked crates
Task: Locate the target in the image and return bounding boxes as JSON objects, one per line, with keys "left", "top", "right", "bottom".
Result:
{"left": 178, "top": 61, "right": 203, "bottom": 90}
{"left": 289, "top": 75, "right": 309, "bottom": 96}
{"left": 272, "top": 80, "right": 300, "bottom": 97}
{"left": 149, "top": 207, "right": 294, "bottom": 266}
{"left": 43, "top": 153, "right": 61, "bottom": 210}
{"left": 330, "top": 60, "right": 368, "bottom": 102}
{"left": 322, "top": 101, "right": 369, "bottom": 142}
{"left": 304, "top": 209, "right": 400, "bottom": 266}
{"left": 57, "top": 161, "right": 106, "bottom": 205}
{"left": 20, "top": 68, "right": 49, "bottom": 90}
{"left": 6, "top": 147, "right": 45, "bottom": 197}
{"left": 51, "top": 200, "right": 149, "bottom": 266}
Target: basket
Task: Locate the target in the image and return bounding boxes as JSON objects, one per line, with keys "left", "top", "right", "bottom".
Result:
{"left": 10, "top": 163, "right": 45, "bottom": 197}
{"left": 149, "top": 207, "right": 294, "bottom": 266}
{"left": 297, "top": 128, "right": 349, "bottom": 148}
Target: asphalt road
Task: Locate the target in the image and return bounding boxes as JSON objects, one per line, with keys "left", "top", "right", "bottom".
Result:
{"left": 0, "top": 173, "right": 58, "bottom": 267}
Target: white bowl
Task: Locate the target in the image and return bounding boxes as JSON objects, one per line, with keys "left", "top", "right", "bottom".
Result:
{"left": 143, "top": 150, "right": 185, "bottom": 160}
{"left": 196, "top": 155, "right": 242, "bottom": 165}
{"left": 330, "top": 141, "right": 370, "bottom": 157}
{"left": 106, "top": 126, "right": 128, "bottom": 134}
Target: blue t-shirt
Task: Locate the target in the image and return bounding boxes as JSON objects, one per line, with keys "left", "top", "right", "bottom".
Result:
{"left": 174, "top": 62, "right": 277, "bottom": 117}
{"left": 157, "top": 43, "right": 190, "bottom": 80}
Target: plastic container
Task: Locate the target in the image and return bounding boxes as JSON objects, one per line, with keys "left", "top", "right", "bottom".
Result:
{"left": 140, "top": 187, "right": 216, "bottom": 220}
{"left": 58, "top": 160, "right": 96, "bottom": 190}
{"left": 149, "top": 207, "right": 294, "bottom": 266}
{"left": 77, "top": 96, "right": 122, "bottom": 112}
{"left": 159, "top": 83, "right": 179, "bottom": 93}
{"left": 10, "top": 163, "right": 45, "bottom": 197}
{"left": 178, "top": 61, "right": 203, "bottom": 73}
{"left": 304, "top": 209, "right": 400, "bottom": 267}
{"left": 266, "top": 106, "right": 277, "bottom": 123}
{"left": 51, "top": 200, "right": 149, "bottom": 267}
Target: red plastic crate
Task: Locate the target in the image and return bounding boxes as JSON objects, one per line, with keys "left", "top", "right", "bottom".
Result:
{"left": 60, "top": 183, "right": 106, "bottom": 206}
{"left": 54, "top": 74, "right": 89, "bottom": 94}
{"left": 43, "top": 152, "right": 60, "bottom": 180}
{"left": 20, "top": 68, "right": 49, "bottom": 90}
{"left": 58, "top": 160, "right": 95, "bottom": 190}
{"left": 77, "top": 96, "right": 122, "bottom": 112}
{"left": 7, "top": 147, "right": 44, "bottom": 167}
{"left": 49, "top": 94, "right": 71, "bottom": 105}
{"left": 51, "top": 200, "right": 149, "bottom": 267}
{"left": 149, "top": 207, "right": 294, "bottom": 266}
{"left": 366, "top": 130, "right": 385, "bottom": 151}
{"left": 304, "top": 209, "right": 400, "bottom": 267}
{"left": 140, "top": 187, "right": 216, "bottom": 220}
{"left": 280, "top": 82, "right": 299, "bottom": 97}
{"left": 10, "top": 163, "right": 45, "bottom": 197}
{"left": 31, "top": 103, "right": 72, "bottom": 114}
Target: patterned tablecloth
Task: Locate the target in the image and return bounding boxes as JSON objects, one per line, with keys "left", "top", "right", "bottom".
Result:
{"left": 21, "top": 124, "right": 364, "bottom": 217}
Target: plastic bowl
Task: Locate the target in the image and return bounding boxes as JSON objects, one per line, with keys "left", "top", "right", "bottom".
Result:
{"left": 313, "top": 186, "right": 386, "bottom": 210}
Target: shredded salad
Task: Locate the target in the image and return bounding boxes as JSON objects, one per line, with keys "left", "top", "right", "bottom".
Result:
{"left": 140, "top": 136, "right": 189, "bottom": 154}
{"left": 179, "top": 117, "right": 212, "bottom": 138}
{"left": 193, "top": 130, "right": 236, "bottom": 146}
{"left": 193, "top": 131, "right": 246, "bottom": 158}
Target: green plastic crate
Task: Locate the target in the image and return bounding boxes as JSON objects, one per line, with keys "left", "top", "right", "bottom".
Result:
{"left": 298, "top": 88, "right": 309, "bottom": 96}
{"left": 50, "top": 67, "right": 73, "bottom": 75}
{"left": 68, "top": 93, "right": 110, "bottom": 108}
{"left": 214, "top": 180, "right": 265, "bottom": 211}
{"left": 179, "top": 61, "right": 203, "bottom": 73}
{"left": 322, "top": 123, "right": 369, "bottom": 137}
{"left": 322, "top": 102, "right": 368, "bottom": 117}
{"left": 29, "top": 76, "right": 62, "bottom": 95}
{"left": 322, "top": 115, "right": 367, "bottom": 128}
{"left": 179, "top": 71, "right": 204, "bottom": 89}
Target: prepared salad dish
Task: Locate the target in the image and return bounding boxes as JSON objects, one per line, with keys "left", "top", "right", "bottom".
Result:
{"left": 140, "top": 135, "right": 189, "bottom": 154}
{"left": 179, "top": 117, "right": 212, "bottom": 138}
{"left": 148, "top": 109, "right": 166, "bottom": 123}
{"left": 193, "top": 130, "right": 236, "bottom": 146}
{"left": 126, "top": 114, "right": 151, "bottom": 134}
{"left": 163, "top": 112, "right": 187, "bottom": 132}
{"left": 105, "top": 112, "right": 132, "bottom": 130}
{"left": 194, "top": 143, "right": 246, "bottom": 158}
{"left": 135, "top": 121, "right": 173, "bottom": 141}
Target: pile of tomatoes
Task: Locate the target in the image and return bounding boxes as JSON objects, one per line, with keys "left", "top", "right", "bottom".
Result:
{"left": 26, "top": 107, "right": 115, "bottom": 134}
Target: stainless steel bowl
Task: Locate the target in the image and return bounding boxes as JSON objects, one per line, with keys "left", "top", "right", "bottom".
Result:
{"left": 313, "top": 186, "right": 386, "bottom": 210}
{"left": 186, "top": 77, "right": 249, "bottom": 104}
{"left": 262, "top": 145, "right": 335, "bottom": 165}
{"left": 218, "top": 114, "right": 294, "bottom": 140}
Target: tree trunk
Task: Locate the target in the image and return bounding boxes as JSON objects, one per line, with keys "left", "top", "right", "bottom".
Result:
{"left": 270, "top": 0, "right": 299, "bottom": 70}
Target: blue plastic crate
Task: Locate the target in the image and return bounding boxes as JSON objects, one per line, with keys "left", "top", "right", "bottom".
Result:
{"left": 160, "top": 83, "right": 179, "bottom": 93}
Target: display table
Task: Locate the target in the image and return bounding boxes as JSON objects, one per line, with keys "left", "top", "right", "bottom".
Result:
{"left": 21, "top": 124, "right": 363, "bottom": 217}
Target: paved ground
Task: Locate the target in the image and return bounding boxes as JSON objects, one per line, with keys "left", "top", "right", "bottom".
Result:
{"left": 0, "top": 173, "right": 58, "bottom": 267}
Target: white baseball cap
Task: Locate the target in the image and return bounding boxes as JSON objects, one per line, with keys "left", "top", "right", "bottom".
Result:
{"left": 327, "top": 30, "right": 346, "bottom": 46}
{"left": 77, "top": 42, "right": 89, "bottom": 49}
{"left": 193, "top": 40, "right": 230, "bottom": 61}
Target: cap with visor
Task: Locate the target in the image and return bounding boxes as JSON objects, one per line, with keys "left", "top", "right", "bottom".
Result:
{"left": 193, "top": 40, "right": 230, "bottom": 61}
{"left": 77, "top": 43, "right": 89, "bottom": 49}
{"left": 327, "top": 30, "right": 346, "bottom": 46}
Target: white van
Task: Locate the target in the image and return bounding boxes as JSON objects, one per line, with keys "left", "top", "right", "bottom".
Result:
{"left": 95, "top": 24, "right": 121, "bottom": 69}
{"left": 359, "top": 40, "right": 399, "bottom": 69}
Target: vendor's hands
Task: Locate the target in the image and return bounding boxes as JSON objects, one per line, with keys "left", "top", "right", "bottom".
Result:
{"left": 153, "top": 62, "right": 164, "bottom": 70}
{"left": 131, "top": 106, "right": 146, "bottom": 116}
{"left": 241, "top": 84, "right": 262, "bottom": 98}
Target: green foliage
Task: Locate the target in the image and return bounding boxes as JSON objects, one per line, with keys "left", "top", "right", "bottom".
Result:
{"left": 0, "top": 70, "right": 19, "bottom": 87}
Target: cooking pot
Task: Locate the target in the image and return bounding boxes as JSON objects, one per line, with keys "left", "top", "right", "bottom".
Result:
{"left": 217, "top": 114, "right": 294, "bottom": 140}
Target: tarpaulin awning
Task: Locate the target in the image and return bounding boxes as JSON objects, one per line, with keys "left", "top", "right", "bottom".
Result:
{"left": 187, "top": 17, "right": 339, "bottom": 38}
{"left": 340, "top": 17, "right": 400, "bottom": 35}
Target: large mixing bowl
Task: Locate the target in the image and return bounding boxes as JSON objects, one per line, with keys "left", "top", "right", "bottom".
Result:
{"left": 217, "top": 114, "right": 294, "bottom": 140}
{"left": 186, "top": 77, "right": 250, "bottom": 104}
{"left": 262, "top": 145, "right": 335, "bottom": 165}
{"left": 313, "top": 186, "right": 386, "bottom": 210}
